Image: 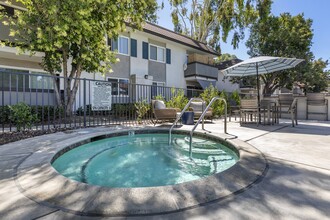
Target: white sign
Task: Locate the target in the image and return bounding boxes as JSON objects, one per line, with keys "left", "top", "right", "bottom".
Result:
{"left": 91, "top": 81, "right": 112, "bottom": 111}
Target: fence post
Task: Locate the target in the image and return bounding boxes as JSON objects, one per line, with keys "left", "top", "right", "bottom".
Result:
{"left": 83, "top": 78, "right": 87, "bottom": 127}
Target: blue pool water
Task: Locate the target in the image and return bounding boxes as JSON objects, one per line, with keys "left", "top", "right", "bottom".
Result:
{"left": 52, "top": 133, "right": 238, "bottom": 188}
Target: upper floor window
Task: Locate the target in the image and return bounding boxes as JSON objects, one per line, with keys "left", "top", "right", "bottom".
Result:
{"left": 109, "top": 36, "right": 129, "bottom": 56}
{"left": 118, "top": 36, "right": 129, "bottom": 55}
{"left": 149, "top": 44, "right": 165, "bottom": 63}
{"left": 0, "top": 4, "right": 15, "bottom": 17}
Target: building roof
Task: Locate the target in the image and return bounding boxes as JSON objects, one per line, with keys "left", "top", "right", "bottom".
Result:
{"left": 216, "top": 59, "right": 243, "bottom": 70}
{"left": 142, "top": 22, "right": 220, "bottom": 56}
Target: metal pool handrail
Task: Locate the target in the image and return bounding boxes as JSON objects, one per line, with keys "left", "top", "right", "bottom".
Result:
{"left": 168, "top": 97, "right": 204, "bottom": 145}
{"left": 188, "top": 97, "right": 227, "bottom": 158}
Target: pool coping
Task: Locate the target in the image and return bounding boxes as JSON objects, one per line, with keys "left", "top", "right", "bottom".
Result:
{"left": 15, "top": 127, "right": 268, "bottom": 217}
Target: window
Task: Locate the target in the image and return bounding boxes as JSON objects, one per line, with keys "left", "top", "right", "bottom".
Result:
{"left": 0, "top": 68, "right": 27, "bottom": 91}
{"left": 151, "top": 82, "right": 165, "bottom": 98}
{"left": 0, "top": 5, "right": 15, "bottom": 17}
{"left": 149, "top": 44, "right": 165, "bottom": 63}
{"left": 29, "top": 72, "right": 54, "bottom": 90}
{"left": 109, "top": 36, "right": 129, "bottom": 55}
{"left": 107, "top": 78, "right": 129, "bottom": 96}
{"left": 118, "top": 36, "right": 129, "bottom": 55}
{"left": 157, "top": 47, "right": 165, "bottom": 62}
{"left": 150, "top": 45, "right": 157, "bottom": 61}
{"left": 0, "top": 68, "right": 53, "bottom": 91}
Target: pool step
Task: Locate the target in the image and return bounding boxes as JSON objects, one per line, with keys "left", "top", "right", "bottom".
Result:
{"left": 173, "top": 138, "right": 226, "bottom": 155}
{"left": 208, "top": 155, "right": 235, "bottom": 173}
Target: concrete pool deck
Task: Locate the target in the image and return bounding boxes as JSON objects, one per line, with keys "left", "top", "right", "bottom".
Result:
{"left": 0, "top": 119, "right": 330, "bottom": 219}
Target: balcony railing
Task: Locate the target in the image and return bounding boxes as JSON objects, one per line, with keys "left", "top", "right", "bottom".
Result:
{"left": 188, "top": 53, "right": 215, "bottom": 66}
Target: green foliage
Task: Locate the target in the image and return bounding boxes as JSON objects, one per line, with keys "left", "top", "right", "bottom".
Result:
{"left": 112, "top": 104, "right": 135, "bottom": 118}
{"left": 302, "top": 59, "right": 329, "bottom": 93}
{"left": 166, "top": 88, "right": 188, "bottom": 110}
{"left": 76, "top": 105, "right": 92, "bottom": 116}
{"left": 215, "top": 54, "right": 238, "bottom": 63}
{"left": 8, "top": 103, "right": 38, "bottom": 131}
{"left": 246, "top": 13, "right": 315, "bottom": 95}
{"left": 153, "top": 94, "right": 165, "bottom": 101}
{"left": 0, "top": 5, "right": 6, "bottom": 47}
{"left": 199, "top": 84, "right": 219, "bottom": 105}
{"left": 0, "top": 105, "right": 11, "bottom": 124}
{"left": 31, "top": 105, "right": 65, "bottom": 121}
{"left": 199, "top": 84, "right": 225, "bottom": 117}
{"left": 167, "top": 0, "right": 272, "bottom": 51}
{"left": 134, "top": 100, "right": 150, "bottom": 123}
{"left": 230, "top": 90, "right": 241, "bottom": 106}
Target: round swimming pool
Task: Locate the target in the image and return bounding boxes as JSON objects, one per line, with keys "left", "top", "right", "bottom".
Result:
{"left": 52, "top": 131, "right": 239, "bottom": 188}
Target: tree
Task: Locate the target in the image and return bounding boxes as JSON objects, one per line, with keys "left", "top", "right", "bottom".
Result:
{"left": 9, "top": 0, "right": 157, "bottom": 115}
{"left": 167, "top": 0, "right": 272, "bottom": 52}
{"left": 302, "top": 59, "right": 329, "bottom": 93}
{"left": 216, "top": 53, "right": 238, "bottom": 63}
{"left": 0, "top": 4, "right": 5, "bottom": 47}
{"left": 246, "top": 13, "right": 314, "bottom": 95}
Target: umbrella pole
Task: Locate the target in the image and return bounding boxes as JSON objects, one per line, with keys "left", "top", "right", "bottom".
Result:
{"left": 256, "top": 63, "right": 261, "bottom": 124}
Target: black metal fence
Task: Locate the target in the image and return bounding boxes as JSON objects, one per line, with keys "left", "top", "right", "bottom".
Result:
{"left": 0, "top": 71, "right": 203, "bottom": 132}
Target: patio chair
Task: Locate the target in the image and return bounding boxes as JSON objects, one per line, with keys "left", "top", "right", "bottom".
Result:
{"left": 228, "top": 99, "right": 240, "bottom": 121}
{"left": 190, "top": 101, "right": 213, "bottom": 121}
{"left": 288, "top": 98, "right": 298, "bottom": 127}
{"left": 239, "top": 98, "right": 259, "bottom": 125}
{"left": 277, "top": 94, "right": 294, "bottom": 118}
{"left": 276, "top": 96, "right": 298, "bottom": 127}
{"left": 151, "top": 100, "right": 180, "bottom": 125}
{"left": 306, "top": 93, "right": 328, "bottom": 120}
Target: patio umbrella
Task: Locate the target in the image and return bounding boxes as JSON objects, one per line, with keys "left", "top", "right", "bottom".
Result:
{"left": 221, "top": 56, "right": 304, "bottom": 121}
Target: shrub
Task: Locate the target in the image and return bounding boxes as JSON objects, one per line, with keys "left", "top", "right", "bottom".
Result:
{"left": 166, "top": 88, "right": 188, "bottom": 110}
{"left": 76, "top": 105, "right": 92, "bottom": 116}
{"left": 31, "top": 105, "right": 65, "bottom": 121}
{"left": 230, "top": 90, "right": 241, "bottom": 106}
{"left": 153, "top": 94, "right": 165, "bottom": 101}
{"left": 199, "top": 84, "right": 219, "bottom": 105}
{"left": 112, "top": 103, "right": 135, "bottom": 118}
{"left": 199, "top": 84, "right": 221, "bottom": 117}
{"left": 134, "top": 100, "right": 150, "bottom": 123}
{"left": 0, "top": 105, "right": 11, "bottom": 124}
{"left": 8, "top": 103, "right": 38, "bottom": 131}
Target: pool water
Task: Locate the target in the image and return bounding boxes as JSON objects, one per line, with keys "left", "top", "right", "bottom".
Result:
{"left": 52, "top": 133, "right": 238, "bottom": 188}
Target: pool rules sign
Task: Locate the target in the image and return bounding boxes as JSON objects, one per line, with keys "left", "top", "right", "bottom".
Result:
{"left": 91, "top": 81, "right": 112, "bottom": 111}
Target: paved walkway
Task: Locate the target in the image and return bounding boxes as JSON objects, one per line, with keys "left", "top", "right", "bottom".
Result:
{"left": 0, "top": 120, "right": 329, "bottom": 219}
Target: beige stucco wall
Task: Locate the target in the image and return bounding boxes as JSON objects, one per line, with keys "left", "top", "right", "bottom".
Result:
{"left": 0, "top": 57, "right": 42, "bottom": 70}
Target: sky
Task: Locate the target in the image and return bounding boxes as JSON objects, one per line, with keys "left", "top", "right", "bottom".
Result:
{"left": 156, "top": 0, "right": 330, "bottom": 68}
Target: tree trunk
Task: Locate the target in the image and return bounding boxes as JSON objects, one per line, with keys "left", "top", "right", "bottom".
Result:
{"left": 65, "top": 64, "right": 82, "bottom": 116}
{"left": 51, "top": 73, "right": 62, "bottom": 106}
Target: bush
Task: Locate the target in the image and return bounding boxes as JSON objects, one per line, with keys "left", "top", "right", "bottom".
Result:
{"left": 199, "top": 84, "right": 219, "bottom": 105}
{"left": 112, "top": 103, "right": 135, "bottom": 119}
{"left": 31, "top": 105, "right": 65, "bottom": 121}
{"left": 134, "top": 100, "right": 150, "bottom": 123}
{"left": 9, "top": 103, "right": 38, "bottom": 131}
{"left": 166, "top": 88, "right": 188, "bottom": 110}
{"left": 230, "top": 90, "right": 240, "bottom": 106}
{"left": 153, "top": 94, "right": 165, "bottom": 101}
{"left": 76, "top": 105, "right": 92, "bottom": 116}
{"left": 0, "top": 105, "right": 11, "bottom": 124}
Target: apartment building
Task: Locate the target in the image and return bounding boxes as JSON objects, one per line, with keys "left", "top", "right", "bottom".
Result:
{"left": 0, "top": 1, "right": 231, "bottom": 107}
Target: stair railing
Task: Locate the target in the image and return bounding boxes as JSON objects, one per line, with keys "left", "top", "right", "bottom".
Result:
{"left": 188, "top": 97, "right": 227, "bottom": 158}
{"left": 168, "top": 97, "right": 204, "bottom": 145}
